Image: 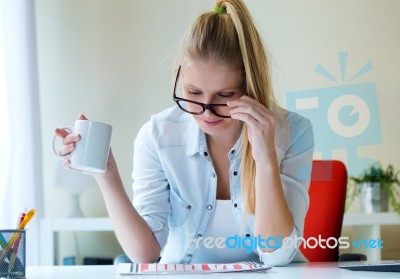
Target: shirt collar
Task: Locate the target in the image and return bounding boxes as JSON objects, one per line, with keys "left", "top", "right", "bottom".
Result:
{"left": 185, "top": 117, "right": 208, "bottom": 157}
{"left": 185, "top": 118, "right": 243, "bottom": 158}
{"left": 228, "top": 134, "right": 242, "bottom": 161}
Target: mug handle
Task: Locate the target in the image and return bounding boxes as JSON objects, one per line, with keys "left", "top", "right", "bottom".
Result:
{"left": 52, "top": 126, "right": 73, "bottom": 159}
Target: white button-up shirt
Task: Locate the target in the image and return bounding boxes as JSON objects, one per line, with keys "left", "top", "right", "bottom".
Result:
{"left": 132, "top": 106, "right": 314, "bottom": 266}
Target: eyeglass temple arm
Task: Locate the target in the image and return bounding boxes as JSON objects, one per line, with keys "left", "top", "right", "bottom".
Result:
{"left": 173, "top": 66, "right": 182, "bottom": 99}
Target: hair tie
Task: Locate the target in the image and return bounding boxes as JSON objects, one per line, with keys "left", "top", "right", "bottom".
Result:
{"left": 213, "top": 6, "right": 227, "bottom": 14}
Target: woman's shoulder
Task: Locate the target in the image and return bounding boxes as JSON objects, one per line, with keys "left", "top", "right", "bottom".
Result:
{"left": 275, "top": 106, "right": 312, "bottom": 129}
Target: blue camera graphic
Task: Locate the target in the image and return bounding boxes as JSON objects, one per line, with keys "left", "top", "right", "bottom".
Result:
{"left": 286, "top": 53, "right": 382, "bottom": 175}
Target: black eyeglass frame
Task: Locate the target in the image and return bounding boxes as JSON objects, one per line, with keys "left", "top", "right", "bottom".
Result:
{"left": 172, "top": 66, "right": 232, "bottom": 118}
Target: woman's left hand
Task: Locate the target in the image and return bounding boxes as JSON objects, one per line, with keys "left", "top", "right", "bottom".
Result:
{"left": 227, "top": 96, "right": 276, "bottom": 164}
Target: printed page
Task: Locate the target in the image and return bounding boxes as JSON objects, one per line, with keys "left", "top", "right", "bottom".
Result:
{"left": 117, "top": 262, "right": 271, "bottom": 275}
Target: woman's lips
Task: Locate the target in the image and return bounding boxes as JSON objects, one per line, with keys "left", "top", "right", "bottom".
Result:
{"left": 202, "top": 119, "right": 223, "bottom": 127}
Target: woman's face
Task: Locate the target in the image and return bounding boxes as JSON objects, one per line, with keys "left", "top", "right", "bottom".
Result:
{"left": 181, "top": 60, "right": 245, "bottom": 136}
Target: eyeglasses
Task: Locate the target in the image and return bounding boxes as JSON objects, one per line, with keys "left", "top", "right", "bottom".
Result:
{"left": 172, "top": 66, "right": 232, "bottom": 118}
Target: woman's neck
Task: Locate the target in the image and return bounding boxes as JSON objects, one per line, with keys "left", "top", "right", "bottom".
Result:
{"left": 206, "top": 122, "right": 242, "bottom": 151}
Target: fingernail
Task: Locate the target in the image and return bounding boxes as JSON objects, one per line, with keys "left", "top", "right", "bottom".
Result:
{"left": 73, "top": 133, "right": 80, "bottom": 138}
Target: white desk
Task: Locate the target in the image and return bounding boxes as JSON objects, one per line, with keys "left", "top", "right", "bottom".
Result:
{"left": 26, "top": 263, "right": 400, "bottom": 279}
{"left": 40, "top": 213, "right": 400, "bottom": 265}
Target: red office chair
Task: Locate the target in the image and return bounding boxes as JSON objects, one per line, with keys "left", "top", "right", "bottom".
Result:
{"left": 300, "top": 160, "right": 347, "bottom": 262}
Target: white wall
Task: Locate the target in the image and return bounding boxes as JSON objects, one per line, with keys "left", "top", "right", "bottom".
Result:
{"left": 35, "top": 0, "right": 400, "bottom": 263}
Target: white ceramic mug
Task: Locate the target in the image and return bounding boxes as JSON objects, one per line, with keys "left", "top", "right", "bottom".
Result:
{"left": 52, "top": 120, "right": 113, "bottom": 173}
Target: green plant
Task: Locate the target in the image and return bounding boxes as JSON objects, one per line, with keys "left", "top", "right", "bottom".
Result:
{"left": 345, "top": 163, "right": 400, "bottom": 214}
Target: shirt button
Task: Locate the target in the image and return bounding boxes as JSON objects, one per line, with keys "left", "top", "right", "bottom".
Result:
{"left": 231, "top": 150, "right": 235, "bottom": 154}
{"left": 203, "top": 152, "right": 208, "bottom": 156}
{"left": 233, "top": 203, "right": 238, "bottom": 208}
{"left": 212, "top": 173, "right": 216, "bottom": 178}
{"left": 187, "top": 254, "right": 192, "bottom": 258}
{"left": 233, "top": 171, "right": 238, "bottom": 176}
{"left": 186, "top": 205, "right": 192, "bottom": 209}
{"left": 207, "top": 205, "right": 213, "bottom": 210}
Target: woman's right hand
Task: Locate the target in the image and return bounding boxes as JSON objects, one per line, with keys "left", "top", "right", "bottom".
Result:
{"left": 54, "top": 114, "right": 118, "bottom": 180}
{"left": 53, "top": 114, "right": 86, "bottom": 167}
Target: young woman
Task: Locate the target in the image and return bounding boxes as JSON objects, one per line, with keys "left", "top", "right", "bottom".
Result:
{"left": 55, "top": 0, "right": 313, "bottom": 266}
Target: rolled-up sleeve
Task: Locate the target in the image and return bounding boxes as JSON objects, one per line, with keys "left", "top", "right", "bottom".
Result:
{"left": 132, "top": 120, "right": 170, "bottom": 250}
{"left": 257, "top": 116, "right": 314, "bottom": 266}
{"left": 257, "top": 225, "right": 301, "bottom": 266}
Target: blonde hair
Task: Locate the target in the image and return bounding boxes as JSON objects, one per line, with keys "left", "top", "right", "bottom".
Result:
{"left": 179, "top": 0, "right": 277, "bottom": 215}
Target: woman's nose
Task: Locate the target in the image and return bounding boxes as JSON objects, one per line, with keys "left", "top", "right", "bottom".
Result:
{"left": 202, "top": 108, "right": 214, "bottom": 118}
{"left": 203, "top": 95, "right": 214, "bottom": 105}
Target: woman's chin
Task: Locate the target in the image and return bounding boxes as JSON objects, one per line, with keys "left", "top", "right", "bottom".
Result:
{"left": 196, "top": 119, "right": 230, "bottom": 136}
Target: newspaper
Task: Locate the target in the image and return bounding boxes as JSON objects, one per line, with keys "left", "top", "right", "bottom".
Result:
{"left": 117, "top": 261, "right": 271, "bottom": 275}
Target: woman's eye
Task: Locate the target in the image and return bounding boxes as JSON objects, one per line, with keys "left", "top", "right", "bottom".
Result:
{"left": 188, "top": 91, "right": 202, "bottom": 95}
{"left": 219, "top": 93, "right": 234, "bottom": 98}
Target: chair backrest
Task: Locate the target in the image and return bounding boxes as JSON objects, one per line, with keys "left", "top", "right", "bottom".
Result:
{"left": 299, "top": 160, "right": 347, "bottom": 262}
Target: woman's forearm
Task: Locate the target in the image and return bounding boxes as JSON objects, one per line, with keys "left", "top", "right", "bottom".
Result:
{"left": 96, "top": 168, "right": 161, "bottom": 263}
{"left": 253, "top": 154, "right": 294, "bottom": 252}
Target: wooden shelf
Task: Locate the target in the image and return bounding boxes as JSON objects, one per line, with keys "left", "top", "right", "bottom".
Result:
{"left": 40, "top": 213, "right": 400, "bottom": 265}
{"left": 343, "top": 212, "right": 400, "bottom": 226}
{"left": 49, "top": 218, "right": 112, "bottom": 231}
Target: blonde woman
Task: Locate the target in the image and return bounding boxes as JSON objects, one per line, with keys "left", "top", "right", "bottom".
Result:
{"left": 55, "top": 0, "right": 313, "bottom": 266}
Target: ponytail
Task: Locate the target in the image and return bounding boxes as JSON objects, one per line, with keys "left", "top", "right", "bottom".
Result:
{"left": 181, "top": 0, "right": 278, "bottom": 215}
